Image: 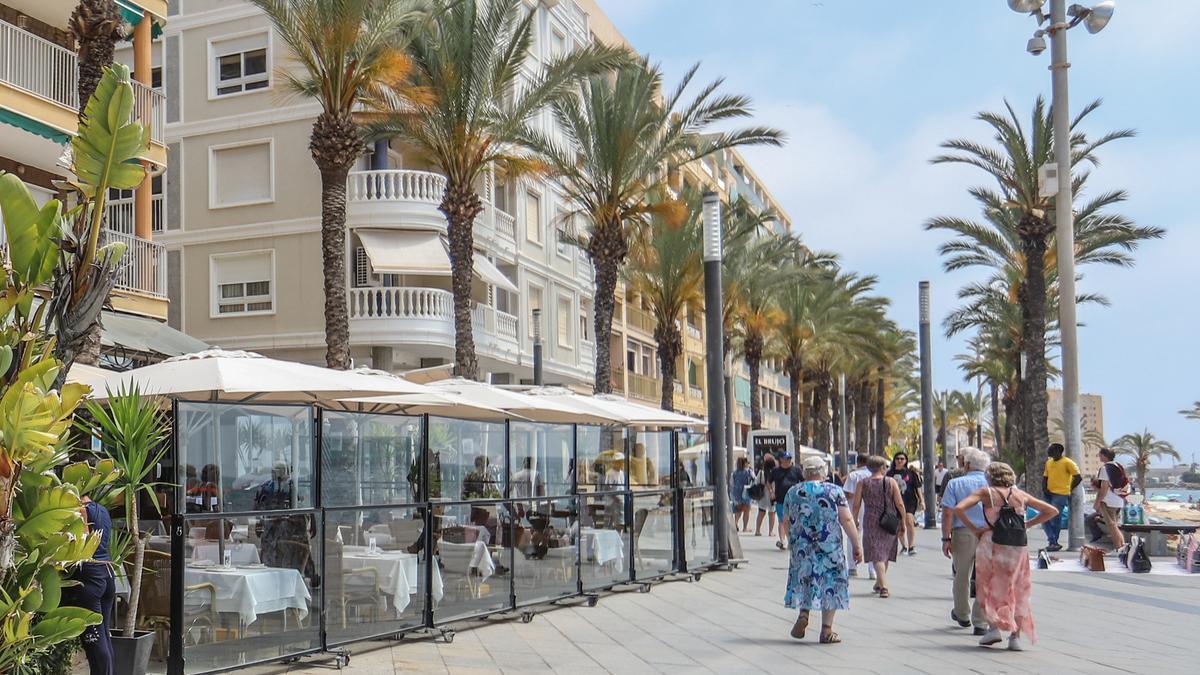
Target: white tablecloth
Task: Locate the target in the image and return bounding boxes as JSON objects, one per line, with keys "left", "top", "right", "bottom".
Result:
{"left": 342, "top": 547, "right": 444, "bottom": 614}
{"left": 192, "top": 542, "right": 260, "bottom": 565}
{"left": 184, "top": 567, "right": 310, "bottom": 626}
{"left": 581, "top": 528, "right": 625, "bottom": 571}
{"left": 438, "top": 540, "right": 497, "bottom": 582}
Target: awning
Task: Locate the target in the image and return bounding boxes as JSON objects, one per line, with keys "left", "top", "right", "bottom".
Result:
{"left": 357, "top": 229, "right": 450, "bottom": 275}
{"left": 473, "top": 253, "right": 518, "bottom": 292}
{"left": 101, "top": 311, "right": 209, "bottom": 357}
{"left": 0, "top": 108, "right": 70, "bottom": 144}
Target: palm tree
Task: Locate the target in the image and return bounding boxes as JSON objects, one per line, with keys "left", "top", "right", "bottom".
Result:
{"left": 930, "top": 97, "right": 1156, "bottom": 479}
{"left": 1179, "top": 402, "right": 1200, "bottom": 421}
{"left": 528, "top": 57, "right": 783, "bottom": 392}
{"left": 367, "top": 0, "right": 624, "bottom": 379}
{"left": 952, "top": 389, "right": 988, "bottom": 449}
{"left": 70, "top": 0, "right": 124, "bottom": 107}
{"left": 251, "top": 0, "right": 428, "bottom": 369}
{"left": 623, "top": 190, "right": 703, "bottom": 411}
{"left": 1112, "top": 429, "right": 1180, "bottom": 496}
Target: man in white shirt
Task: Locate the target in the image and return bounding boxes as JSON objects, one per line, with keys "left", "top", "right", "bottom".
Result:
{"left": 1093, "top": 447, "right": 1127, "bottom": 550}
{"left": 844, "top": 453, "right": 872, "bottom": 577}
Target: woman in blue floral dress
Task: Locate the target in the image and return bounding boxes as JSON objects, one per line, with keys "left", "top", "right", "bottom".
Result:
{"left": 783, "top": 457, "right": 862, "bottom": 644}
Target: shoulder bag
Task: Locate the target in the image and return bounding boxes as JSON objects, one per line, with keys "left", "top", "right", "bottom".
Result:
{"left": 877, "top": 479, "right": 901, "bottom": 535}
{"left": 1130, "top": 535, "right": 1152, "bottom": 574}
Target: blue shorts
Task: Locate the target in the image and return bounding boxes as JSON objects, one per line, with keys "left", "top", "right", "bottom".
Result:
{"left": 774, "top": 503, "right": 785, "bottom": 521}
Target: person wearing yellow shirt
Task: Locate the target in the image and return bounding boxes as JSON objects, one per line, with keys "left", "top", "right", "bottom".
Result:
{"left": 1041, "top": 443, "right": 1080, "bottom": 551}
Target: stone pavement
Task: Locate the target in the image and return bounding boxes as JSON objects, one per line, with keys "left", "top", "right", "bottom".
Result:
{"left": 244, "top": 525, "right": 1197, "bottom": 674}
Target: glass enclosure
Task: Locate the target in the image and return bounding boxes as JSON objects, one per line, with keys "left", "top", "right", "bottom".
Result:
{"left": 676, "top": 430, "right": 715, "bottom": 569}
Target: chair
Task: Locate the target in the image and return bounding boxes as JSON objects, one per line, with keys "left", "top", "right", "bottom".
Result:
{"left": 388, "top": 519, "right": 425, "bottom": 551}
{"left": 325, "top": 540, "right": 386, "bottom": 627}
{"left": 632, "top": 508, "right": 650, "bottom": 569}
{"left": 437, "top": 541, "right": 481, "bottom": 600}
{"left": 133, "top": 550, "right": 217, "bottom": 656}
{"left": 260, "top": 539, "right": 314, "bottom": 632}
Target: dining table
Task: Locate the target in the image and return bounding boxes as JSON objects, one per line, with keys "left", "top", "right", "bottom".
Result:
{"left": 341, "top": 546, "right": 444, "bottom": 614}
{"left": 580, "top": 527, "right": 625, "bottom": 571}
{"left": 184, "top": 564, "right": 311, "bottom": 627}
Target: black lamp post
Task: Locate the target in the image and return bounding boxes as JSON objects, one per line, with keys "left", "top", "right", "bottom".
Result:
{"left": 702, "top": 192, "right": 729, "bottom": 564}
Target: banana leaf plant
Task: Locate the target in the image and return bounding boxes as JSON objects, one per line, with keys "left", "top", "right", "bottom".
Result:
{"left": 0, "top": 63, "right": 146, "bottom": 669}
{"left": 78, "top": 384, "right": 169, "bottom": 638}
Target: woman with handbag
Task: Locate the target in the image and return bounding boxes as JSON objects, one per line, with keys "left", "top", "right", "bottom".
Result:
{"left": 753, "top": 454, "right": 777, "bottom": 537}
{"left": 853, "top": 455, "right": 907, "bottom": 597}
{"left": 730, "top": 456, "right": 755, "bottom": 533}
{"left": 952, "top": 462, "right": 1059, "bottom": 651}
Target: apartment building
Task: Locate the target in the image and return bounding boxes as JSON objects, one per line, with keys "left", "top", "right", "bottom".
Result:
{"left": 0, "top": 0, "right": 189, "bottom": 363}
{"left": 1048, "top": 388, "right": 1106, "bottom": 478}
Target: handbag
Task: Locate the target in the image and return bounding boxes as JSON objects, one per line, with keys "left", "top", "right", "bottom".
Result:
{"left": 986, "top": 488, "right": 1027, "bottom": 547}
{"left": 1037, "top": 549, "right": 1052, "bottom": 570}
{"left": 1130, "top": 535, "right": 1152, "bottom": 574}
{"left": 748, "top": 482, "right": 765, "bottom": 501}
{"left": 877, "top": 480, "right": 901, "bottom": 535}
{"left": 1080, "top": 544, "right": 1106, "bottom": 572}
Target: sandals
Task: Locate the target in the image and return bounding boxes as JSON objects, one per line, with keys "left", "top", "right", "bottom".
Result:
{"left": 819, "top": 627, "right": 841, "bottom": 644}
{"left": 879, "top": 588, "right": 890, "bottom": 598}
{"left": 790, "top": 612, "right": 809, "bottom": 639}
{"left": 872, "top": 583, "right": 881, "bottom": 593}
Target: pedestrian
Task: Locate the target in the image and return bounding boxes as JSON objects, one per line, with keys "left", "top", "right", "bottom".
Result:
{"left": 771, "top": 452, "right": 804, "bottom": 550}
{"left": 1041, "top": 442, "right": 1080, "bottom": 552}
{"left": 934, "top": 461, "right": 948, "bottom": 500}
{"left": 783, "top": 456, "right": 863, "bottom": 644}
{"left": 62, "top": 495, "right": 115, "bottom": 675}
{"left": 887, "top": 451, "right": 924, "bottom": 555}
{"left": 844, "top": 453, "right": 872, "bottom": 578}
{"left": 730, "top": 456, "right": 755, "bottom": 533}
{"left": 952, "top": 462, "right": 1059, "bottom": 651}
{"left": 1092, "top": 447, "right": 1128, "bottom": 551}
{"left": 854, "top": 456, "right": 908, "bottom": 598}
{"left": 754, "top": 453, "right": 777, "bottom": 536}
{"left": 940, "top": 448, "right": 990, "bottom": 635}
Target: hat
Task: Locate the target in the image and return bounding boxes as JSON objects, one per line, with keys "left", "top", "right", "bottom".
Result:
{"left": 801, "top": 456, "right": 825, "bottom": 472}
{"left": 780, "top": 451, "right": 793, "bottom": 460}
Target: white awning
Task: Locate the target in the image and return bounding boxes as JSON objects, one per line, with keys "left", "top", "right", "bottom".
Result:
{"left": 357, "top": 229, "right": 450, "bottom": 275}
{"left": 473, "top": 253, "right": 518, "bottom": 292}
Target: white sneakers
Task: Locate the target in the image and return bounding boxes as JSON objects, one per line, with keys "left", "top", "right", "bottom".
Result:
{"left": 1007, "top": 635, "right": 1024, "bottom": 651}
{"left": 978, "top": 628, "right": 1002, "bottom": 646}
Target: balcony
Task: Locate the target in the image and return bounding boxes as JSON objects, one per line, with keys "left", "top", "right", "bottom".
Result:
{"left": 101, "top": 229, "right": 166, "bottom": 298}
{"left": 580, "top": 338, "right": 594, "bottom": 370}
{"left": 347, "top": 285, "right": 518, "bottom": 357}
{"left": 106, "top": 194, "right": 164, "bottom": 234}
{"left": 625, "top": 306, "right": 656, "bottom": 335}
{"left": 689, "top": 385, "right": 704, "bottom": 400}
{"left": 627, "top": 372, "right": 660, "bottom": 402}
{"left": 346, "top": 169, "right": 447, "bottom": 231}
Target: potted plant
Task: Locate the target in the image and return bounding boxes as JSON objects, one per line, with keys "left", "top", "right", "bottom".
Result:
{"left": 79, "top": 383, "right": 169, "bottom": 675}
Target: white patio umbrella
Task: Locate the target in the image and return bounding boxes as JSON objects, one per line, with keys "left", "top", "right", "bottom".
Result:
{"left": 66, "top": 363, "right": 118, "bottom": 392}
{"left": 88, "top": 348, "right": 439, "bottom": 402}
{"left": 336, "top": 371, "right": 516, "bottom": 421}
{"left": 426, "top": 379, "right": 619, "bottom": 424}
{"left": 522, "top": 388, "right": 705, "bottom": 428}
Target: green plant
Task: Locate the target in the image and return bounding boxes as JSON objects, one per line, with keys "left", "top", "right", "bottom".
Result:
{"left": 78, "top": 384, "right": 169, "bottom": 638}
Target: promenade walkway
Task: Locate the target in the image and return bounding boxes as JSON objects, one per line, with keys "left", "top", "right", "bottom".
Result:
{"left": 245, "top": 526, "right": 1196, "bottom": 674}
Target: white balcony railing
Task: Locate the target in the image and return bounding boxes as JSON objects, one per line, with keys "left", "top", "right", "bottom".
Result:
{"left": 471, "top": 303, "right": 519, "bottom": 346}
{"left": 102, "top": 229, "right": 166, "bottom": 298}
{"left": 131, "top": 80, "right": 164, "bottom": 145}
{"left": 689, "top": 385, "right": 704, "bottom": 400}
{"left": 349, "top": 286, "right": 452, "bottom": 321}
{"left": 347, "top": 170, "right": 446, "bottom": 205}
{"left": 0, "top": 19, "right": 78, "bottom": 109}
{"left": 106, "top": 195, "right": 164, "bottom": 234}
{"left": 580, "top": 338, "right": 595, "bottom": 366}
{"left": 494, "top": 208, "right": 516, "bottom": 241}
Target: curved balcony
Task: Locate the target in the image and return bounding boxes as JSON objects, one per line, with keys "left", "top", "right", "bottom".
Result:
{"left": 347, "top": 285, "right": 519, "bottom": 358}
{"left": 346, "top": 170, "right": 448, "bottom": 230}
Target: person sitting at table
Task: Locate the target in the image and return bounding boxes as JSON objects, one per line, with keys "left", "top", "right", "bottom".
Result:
{"left": 255, "top": 462, "right": 315, "bottom": 580}
{"left": 462, "top": 455, "right": 500, "bottom": 499}
{"left": 629, "top": 443, "right": 656, "bottom": 487}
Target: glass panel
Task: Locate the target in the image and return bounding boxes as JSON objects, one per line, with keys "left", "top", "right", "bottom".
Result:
{"left": 220, "top": 283, "right": 244, "bottom": 299}
{"left": 428, "top": 417, "right": 505, "bottom": 501}
{"left": 325, "top": 506, "right": 431, "bottom": 645}
{"left": 676, "top": 430, "right": 710, "bottom": 488}
{"left": 321, "top": 411, "right": 423, "bottom": 508}
{"left": 243, "top": 48, "right": 267, "bottom": 75}
{"left": 244, "top": 79, "right": 269, "bottom": 91}
{"left": 218, "top": 54, "right": 242, "bottom": 81}
{"left": 508, "top": 422, "right": 572, "bottom": 498}
{"left": 244, "top": 280, "right": 270, "bottom": 296}
{"left": 632, "top": 492, "right": 675, "bottom": 579}
{"left": 681, "top": 488, "right": 715, "bottom": 569}
{"left": 579, "top": 494, "right": 630, "bottom": 590}
{"left": 576, "top": 425, "right": 626, "bottom": 493}
{"left": 176, "top": 402, "right": 315, "bottom": 516}
{"left": 175, "top": 514, "right": 320, "bottom": 673}
{"left": 431, "top": 502, "right": 511, "bottom": 622}
{"left": 512, "top": 497, "right": 578, "bottom": 605}
{"left": 630, "top": 431, "right": 670, "bottom": 490}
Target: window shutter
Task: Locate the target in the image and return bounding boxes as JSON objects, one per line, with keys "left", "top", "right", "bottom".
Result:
{"left": 355, "top": 247, "right": 369, "bottom": 287}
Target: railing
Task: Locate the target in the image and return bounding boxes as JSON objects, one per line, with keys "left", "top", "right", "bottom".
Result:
{"left": 673, "top": 381, "right": 683, "bottom": 395}
{"left": 348, "top": 286, "right": 452, "bottom": 321}
{"left": 689, "top": 385, "right": 704, "bottom": 400}
{"left": 626, "top": 306, "right": 656, "bottom": 334}
{"left": 580, "top": 338, "right": 594, "bottom": 365}
{"left": 105, "top": 194, "right": 164, "bottom": 234}
{"left": 628, "top": 372, "right": 660, "bottom": 401}
{"left": 347, "top": 170, "right": 447, "bottom": 204}
{"left": 102, "top": 229, "right": 166, "bottom": 297}
{"left": 496, "top": 310, "right": 518, "bottom": 342}
{"left": 470, "top": 304, "right": 519, "bottom": 345}
{"left": 131, "top": 80, "right": 165, "bottom": 145}
{"left": 0, "top": 19, "right": 78, "bottom": 109}
{"left": 494, "top": 208, "right": 516, "bottom": 240}
{"left": 685, "top": 324, "right": 702, "bottom": 340}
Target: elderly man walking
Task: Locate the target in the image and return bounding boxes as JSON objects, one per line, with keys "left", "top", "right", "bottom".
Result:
{"left": 940, "top": 449, "right": 990, "bottom": 635}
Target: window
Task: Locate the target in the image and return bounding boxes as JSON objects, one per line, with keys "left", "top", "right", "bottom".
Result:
{"left": 550, "top": 30, "right": 566, "bottom": 59}
{"left": 211, "top": 251, "right": 274, "bottom": 317}
{"left": 554, "top": 209, "right": 571, "bottom": 257}
{"left": 556, "top": 296, "right": 572, "bottom": 348}
{"left": 579, "top": 310, "right": 590, "bottom": 342}
{"left": 528, "top": 286, "right": 543, "bottom": 338}
{"left": 209, "top": 139, "right": 273, "bottom": 208}
{"left": 210, "top": 31, "right": 269, "bottom": 97}
{"left": 525, "top": 191, "right": 542, "bottom": 244}
{"left": 151, "top": 66, "right": 162, "bottom": 90}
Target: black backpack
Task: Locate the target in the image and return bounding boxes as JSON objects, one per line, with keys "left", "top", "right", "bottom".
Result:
{"left": 986, "top": 488, "right": 1028, "bottom": 547}
{"left": 1130, "top": 536, "right": 1152, "bottom": 574}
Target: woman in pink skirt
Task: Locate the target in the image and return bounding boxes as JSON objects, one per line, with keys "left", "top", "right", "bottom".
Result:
{"left": 952, "top": 462, "right": 1059, "bottom": 651}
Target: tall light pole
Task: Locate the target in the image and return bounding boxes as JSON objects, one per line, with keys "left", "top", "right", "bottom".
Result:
{"left": 1009, "top": 0, "right": 1114, "bottom": 551}
{"left": 918, "top": 282, "right": 936, "bottom": 529}
{"left": 702, "top": 192, "right": 729, "bottom": 564}
{"left": 838, "top": 373, "right": 849, "bottom": 475}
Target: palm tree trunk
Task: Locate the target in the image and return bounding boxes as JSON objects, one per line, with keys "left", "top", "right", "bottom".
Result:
{"left": 990, "top": 380, "right": 1002, "bottom": 456}
{"left": 830, "top": 383, "right": 841, "bottom": 457}
{"left": 747, "top": 336, "right": 763, "bottom": 430}
{"left": 854, "top": 380, "right": 871, "bottom": 456}
{"left": 1136, "top": 458, "right": 1147, "bottom": 497}
{"left": 121, "top": 496, "right": 144, "bottom": 637}
{"left": 1018, "top": 219, "right": 1052, "bottom": 487}
{"left": 786, "top": 359, "right": 801, "bottom": 447}
{"left": 814, "top": 374, "right": 830, "bottom": 452}
{"left": 844, "top": 389, "right": 855, "bottom": 454}
{"left": 802, "top": 373, "right": 816, "bottom": 447}
{"left": 874, "top": 376, "right": 888, "bottom": 454}
{"left": 655, "top": 323, "right": 682, "bottom": 411}
{"left": 588, "top": 217, "right": 628, "bottom": 394}
{"left": 440, "top": 179, "right": 483, "bottom": 379}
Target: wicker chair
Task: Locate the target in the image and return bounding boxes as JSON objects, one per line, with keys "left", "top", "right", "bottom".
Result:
{"left": 324, "top": 539, "right": 387, "bottom": 627}
{"left": 132, "top": 550, "right": 217, "bottom": 657}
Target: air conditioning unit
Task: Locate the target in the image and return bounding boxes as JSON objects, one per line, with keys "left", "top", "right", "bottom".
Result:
{"left": 1038, "top": 163, "right": 1059, "bottom": 198}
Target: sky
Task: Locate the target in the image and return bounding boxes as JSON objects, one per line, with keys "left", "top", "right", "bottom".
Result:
{"left": 600, "top": 0, "right": 1200, "bottom": 465}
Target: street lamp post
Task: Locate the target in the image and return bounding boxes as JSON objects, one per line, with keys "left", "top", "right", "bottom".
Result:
{"left": 532, "top": 308, "right": 543, "bottom": 386}
{"left": 918, "top": 282, "right": 937, "bottom": 529}
{"left": 702, "top": 193, "right": 729, "bottom": 564}
{"left": 1009, "top": 0, "right": 1114, "bottom": 551}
